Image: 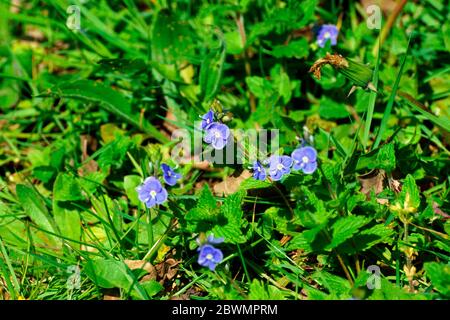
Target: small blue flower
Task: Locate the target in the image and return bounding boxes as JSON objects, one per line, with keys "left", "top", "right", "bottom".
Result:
{"left": 161, "top": 163, "right": 182, "bottom": 186}
{"left": 316, "top": 24, "right": 339, "bottom": 48}
{"left": 136, "top": 177, "right": 168, "bottom": 208}
{"left": 204, "top": 122, "right": 230, "bottom": 150}
{"left": 291, "top": 146, "right": 317, "bottom": 174}
{"left": 252, "top": 160, "right": 267, "bottom": 181}
{"left": 268, "top": 155, "right": 292, "bottom": 181}
{"left": 197, "top": 244, "right": 223, "bottom": 271}
{"left": 201, "top": 109, "right": 215, "bottom": 130}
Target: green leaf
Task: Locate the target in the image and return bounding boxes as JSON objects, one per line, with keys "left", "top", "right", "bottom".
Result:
{"left": 212, "top": 190, "right": 247, "bottom": 244}
{"left": 368, "top": 143, "right": 396, "bottom": 172}
{"left": 326, "top": 216, "right": 372, "bottom": 250}
{"left": 311, "top": 270, "right": 351, "bottom": 297}
{"left": 124, "top": 175, "right": 141, "bottom": 206}
{"left": 424, "top": 262, "right": 450, "bottom": 297}
{"left": 339, "top": 224, "right": 395, "bottom": 254}
{"left": 199, "top": 42, "right": 226, "bottom": 103}
{"left": 319, "top": 97, "right": 350, "bottom": 120}
{"left": 248, "top": 279, "right": 285, "bottom": 300}
{"left": 269, "top": 39, "right": 309, "bottom": 59}
{"left": 185, "top": 184, "right": 218, "bottom": 222}
{"left": 245, "top": 76, "right": 273, "bottom": 99}
{"left": 84, "top": 259, "right": 148, "bottom": 299}
{"left": 287, "top": 225, "right": 326, "bottom": 253}
{"left": 16, "top": 184, "right": 60, "bottom": 246}
{"left": 44, "top": 80, "right": 167, "bottom": 143}
{"left": 239, "top": 178, "right": 271, "bottom": 190}
{"left": 32, "top": 165, "right": 56, "bottom": 183}
{"left": 53, "top": 173, "right": 82, "bottom": 247}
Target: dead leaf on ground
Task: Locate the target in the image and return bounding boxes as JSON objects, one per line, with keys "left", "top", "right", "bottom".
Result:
{"left": 358, "top": 169, "right": 387, "bottom": 204}
{"left": 358, "top": 169, "right": 385, "bottom": 195}
{"left": 124, "top": 259, "right": 157, "bottom": 281}
{"left": 213, "top": 170, "right": 252, "bottom": 196}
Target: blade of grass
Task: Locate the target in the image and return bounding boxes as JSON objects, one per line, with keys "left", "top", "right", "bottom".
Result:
{"left": 373, "top": 33, "right": 412, "bottom": 149}
{"left": 363, "top": 40, "right": 381, "bottom": 151}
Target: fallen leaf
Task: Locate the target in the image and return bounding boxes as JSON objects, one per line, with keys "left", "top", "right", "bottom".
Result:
{"left": 213, "top": 170, "right": 252, "bottom": 196}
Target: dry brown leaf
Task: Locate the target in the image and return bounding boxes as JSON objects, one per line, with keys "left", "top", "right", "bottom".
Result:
{"left": 124, "top": 259, "right": 157, "bottom": 281}
{"left": 358, "top": 169, "right": 385, "bottom": 197}
{"left": 213, "top": 170, "right": 252, "bottom": 196}
{"left": 155, "top": 257, "right": 181, "bottom": 282}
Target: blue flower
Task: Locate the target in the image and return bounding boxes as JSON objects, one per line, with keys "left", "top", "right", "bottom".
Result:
{"left": 252, "top": 160, "right": 267, "bottom": 181}
{"left": 136, "top": 177, "right": 168, "bottom": 208}
{"left": 204, "top": 122, "right": 230, "bottom": 150}
{"left": 291, "top": 146, "right": 317, "bottom": 174}
{"left": 268, "top": 155, "right": 292, "bottom": 181}
{"left": 197, "top": 244, "right": 223, "bottom": 271}
{"left": 316, "top": 24, "right": 339, "bottom": 48}
{"left": 161, "top": 163, "right": 181, "bottom": 186}
{"left": 201, "top": 109, "right": 215, "bottom": 130}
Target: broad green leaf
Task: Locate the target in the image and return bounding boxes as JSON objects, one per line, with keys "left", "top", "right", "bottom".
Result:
{"left": 53, "top": 173, "right": 82, "bottom": 248}
{"left": 44, "top": 80, "right": 167, "bottom": 143}
{"left": 185, "top": 185, "right": 218, "bottom": 223}
{"left": 124, "top": 175, "right": 141, "bottom": 206}
{"left": 199, "top": 42, "right": 226, "bottom": 103}
{"left": 239, "top": 178, "right": 271, "bottom": 190}
{"left": 319, "top": 97, "right": 350, "bottom": 120}
{"left": 338, "top": 224, "right": 395, "bottom": 254}
{"left": 424, "top": 262, "right": 450, "bottom": 297}
{"left": 368, "top": 143, "right": 396, "bottom": 172}
{"left": 269, "top": 39, "right": 309, "bottom": 59}
{"left": 326, "top": 216, "right": 372, "bottom": 250}
{"left": 84, "top": 259, "right": 148, "bottom": 299}
{"left": 248, "top": 279, "right": 285, "bottom": 300}
{"left": 311, "top": 270, "right": 351, "bottom": 297}
{"left": 15, "top": 185, "right": 60, "bottom": 246}
{"left": 212, "top": 190, "right": 247, "bottom": 244}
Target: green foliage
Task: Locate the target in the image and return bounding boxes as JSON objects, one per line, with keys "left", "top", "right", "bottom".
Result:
{"left": 0, "top": 0, "right": 448, "bottom": 302}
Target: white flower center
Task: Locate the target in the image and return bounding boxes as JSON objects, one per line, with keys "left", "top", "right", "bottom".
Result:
{"left": 324, "top": 32, "right": 330, "bottom": 39}
{"left": 167, "top": 171, "right": 171, "bottom": 176}
{"left": 214, "top": 131, "right": 221, "bottom": 138}
{"left": 206, "top": 253, "right": 213, "bottom": 260}
{"left": 302, "top": 156, "right": 309, "bottom": 163}
{"left": 276, "top": 163, "right": 284, "bottom": 171}
{"left": 150, "top": 190, "right": 157, "bottom": 198}
{"left": 257, "top": 167, "right": 261, "bottom": 172}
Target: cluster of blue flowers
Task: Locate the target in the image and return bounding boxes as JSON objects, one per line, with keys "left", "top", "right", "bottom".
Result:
{"left": 316, "top": 24, "right": 339, "bottom": 48}
{"left": 136, "top": 163, "right": 182, "bottom": 208}
{"left": 201, "top": 109, "right": 231, "bottom": 150}
{"left": 197, "top": 234, "right": 224, "bottom": 271}
{"left": 252, "top": 146, "right": 318, "bottom": 181}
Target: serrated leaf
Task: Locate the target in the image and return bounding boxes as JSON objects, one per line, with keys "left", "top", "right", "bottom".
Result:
{"left": 239, "top": 178, "right": 271, "bottom": 190}
{"left": 368, "top": 143, "right": 396, "bottom": 172}
{"left": 311, "top": 270, "right": 351, "bottom": 297}
{"left": 326, "top": 216, "right": 372, "bottom": 250}
{"left": 212, "top": 190, "right": 246, "bottom": 243}
{"left": 339, "top": 224, "right": 395, "bottom": 254}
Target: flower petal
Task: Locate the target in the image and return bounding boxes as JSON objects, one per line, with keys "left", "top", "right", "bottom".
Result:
{"left": 302, "top": 161, "right": 317, "bottom": 174}
{"left": 155, "top": 187, "right": 168, "bottom": 204}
